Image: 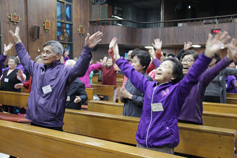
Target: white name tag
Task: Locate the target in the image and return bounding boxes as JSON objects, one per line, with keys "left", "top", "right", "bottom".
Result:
{"left": 66, "top": 96, "right": 70, "bottom": 102}
{"left": 42, "top": 85, "right": 52, "bottom": 94}
{"left": 4, "top": 78, "right": 9, "bottom": 82}
{"left": 151, "top": 103, "right": 164, "bottom": 112}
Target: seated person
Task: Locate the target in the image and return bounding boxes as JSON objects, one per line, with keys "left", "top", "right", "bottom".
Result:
{"left": 65, "top": 60, "right": 88, "bottom": 110}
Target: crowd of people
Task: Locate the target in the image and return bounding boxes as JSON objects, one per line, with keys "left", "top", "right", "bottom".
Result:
{"left": 1, "top": 26, "right": 237, "bottom": 156}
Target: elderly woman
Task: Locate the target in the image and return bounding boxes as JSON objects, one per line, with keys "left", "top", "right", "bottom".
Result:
{"left": 14, "top": 55, "right": 43, "bottom": 93}
{"left": 65, "top": 60, "right": 88, "bottom": 110}
{"left": 0, "top": 56, "right": 26, "bottom": 114}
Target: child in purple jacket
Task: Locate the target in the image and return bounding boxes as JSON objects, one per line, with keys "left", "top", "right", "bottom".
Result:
{"left": 109, "top": 31, "right": 231, "bottom": 154}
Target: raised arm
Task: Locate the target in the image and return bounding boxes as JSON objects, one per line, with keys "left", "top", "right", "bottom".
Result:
{"left": 111, "top": 38, "right": 151, "bottom": 93}
{"left": 176, "top": 41, "right": 192, "bottom": 60}
{"left": 178, "top": 31, "right": 231, "bottom": 103}
{"left": 67, "top": 31, "right": 103, "bottom": 84}
{"left": 9, "top": 26, "right": 39, "bottom": 76}
{"left": 148, "top": 47, "right": 161, "bottom": 68}
{"left": 200, "top": 38, "right": 237, "bottom": 87}
{"left": 0, "top": 43, "right": 13, "bottom": 76}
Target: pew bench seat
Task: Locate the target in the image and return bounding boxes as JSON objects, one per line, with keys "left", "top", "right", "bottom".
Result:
{"left": 0, "top": 113, "right": 30, "bottom": 123}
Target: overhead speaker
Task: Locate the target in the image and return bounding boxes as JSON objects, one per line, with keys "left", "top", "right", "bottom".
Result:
{"left": 94, "top": 0, "right": 107, "bottom": 5}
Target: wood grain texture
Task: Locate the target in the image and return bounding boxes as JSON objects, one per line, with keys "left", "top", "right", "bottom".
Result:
{"left": 63, "top": 109, "right": 237, "bottom": 158}
{"left": 1, "top": 0, "right": 28, "bottom": 63}
{"left": 89, "top": 23, "right": 237, "bottom": 46}
{"left": 0, "top": 120, "right": 176, "bottom": 158}
{"left": 26, "top": 0, "right": 57, "bottom": 61}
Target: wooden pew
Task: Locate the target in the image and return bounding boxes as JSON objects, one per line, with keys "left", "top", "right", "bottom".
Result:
{"left": 92, "top": 73, "right": 124, "bottom": 82}
{"left": 226, "top": 93, "right": 237, "bottom": 104}
{"left": 91, "top": 84, "right": 115, "bottom": 102}
{"left": 63, "top": 109, "right": 237, "bottom": 158}
{"left": 0, "top": 91, "right": 28, "bottom": 108}
{"left": 85, "top": 88, "right": 95, "bottom": 100}
{"left": 88, "top": 100, "right": 123, "bottom": 114}
{"left": 0, "top": 120, "right": 178, "bottom": 158}
{"left": 88, "top": 100, "right": 237, "bottom": 130}
{"left": 203, "top": 102, "right": 237, "bottom": 114}
{"left": 0, "top": 91, "right": 236, "bottom": 157}
{"left": 21, "top": 87, "right": 29, "bottom": 93}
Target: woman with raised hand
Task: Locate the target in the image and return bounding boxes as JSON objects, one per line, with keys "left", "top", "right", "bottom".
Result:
{"left": 109, "top": 31, "right": 230, "bottom": 154}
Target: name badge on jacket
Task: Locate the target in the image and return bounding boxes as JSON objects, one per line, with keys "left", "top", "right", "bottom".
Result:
{"left": 66, "top": 96, "right": 70, "bottom": 102}
{"left": 4, "top": 78, "right": 9, "bottom": 82}
{"left": 151, "top": 103, "right": 164, "bottom": 112}
{"left": 42, "top": 85, "right": 52, "bottom": 94}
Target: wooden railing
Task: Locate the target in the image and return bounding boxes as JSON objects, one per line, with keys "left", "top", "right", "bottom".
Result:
{"left": 89, "top": 14, "right": 237, "bottom": 28}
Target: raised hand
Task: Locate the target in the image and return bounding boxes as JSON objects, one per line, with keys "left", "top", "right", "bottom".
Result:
{"left": 74, "top": 96, "right": 81, "bottom": 103}
{"left": 109, "top": 37, "right": 117, "bottom": 50}
{"left": 148, "top": 48, "right": 156, "bottom": 59}
{"left": 64, "top": 50, "right": 69, "bottom": 57}
{"left": 14, "top": 83, "right": 24, "bottom": 89}
{"left": 205, "top": 31, "right": 231, "bottom": 58}
{"left": 152, "top": 38, "right": 162, "bottom": 51}
{"left": 101, "top": 56, "right": 107, "bottom": 66}
{"left": 109, "top": 37, "right": 120, "bottom": 61}
{"left": 184, "top": 41, "right": 193, "bottom": 51}
{"left": 3, "top": 43, "right": 13, "bottom": 55}
{"left": 85, "top": 31, "right": 103, "bottom": 48}
{"left": 227, "top": 38, "right": 237, "bottom": 61}
{"left": 9, "top": 26, "right": 22, "bottom": 44}
{"left": 16, "top": 70, "right": 25, "bottom": 81}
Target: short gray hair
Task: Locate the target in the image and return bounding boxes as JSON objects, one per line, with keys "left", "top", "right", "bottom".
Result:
{"left": 35, "top": 55, "right": 43, "bottom": 62}
{"left": 8, "top": 56, "right": 19, "bottom": 65}
{"left": 43, "top": 40, "right": 63, "bottom": 56}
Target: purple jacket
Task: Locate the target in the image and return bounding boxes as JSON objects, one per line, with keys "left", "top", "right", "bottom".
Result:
{"left": 0, "top": 54, "right": 7, "bottom": 77}
{"left": 178, "top": 57, "right": 231, "bottom": 124}
{"left": 226, "top": 75, "right": 237, "bottom": 93}
{"left": 16, "top": 43, "right": 92, "bottom": 127}
{"left": 79, "top": 62, "right": 101, "bottom": 88}
{"left": 116, "top": 53, "right": 211, "bottom": 148}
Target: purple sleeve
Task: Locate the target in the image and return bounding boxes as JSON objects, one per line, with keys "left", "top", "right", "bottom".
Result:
{"left": 152, "top": 58, "right": 161, "bottom": 69}
{"left": 116, "top": 58, "right": 152, "bottom": 93}
{"left": 67, "top": 46, "right": 92, "bottom": 84}
{"left": 64, "top": 56, "right": 69, "bottom": 62}
{"left": 15, "top": 43, "right": 39, "bottom": 76}
{"left": 200, "top": 57, "right": 231, "bottom": 87}
{"left": 88, "top": 62, "right": 102, "bottom": 72}
{"left": 0, "top": 54, "right": 7, "bottom": 77}
{"left": 177, "top": 53, "right": 212, "bottom": 105}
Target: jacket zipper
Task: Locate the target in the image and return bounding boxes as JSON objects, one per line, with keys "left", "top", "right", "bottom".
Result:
{"left": 146, "top": 85, "right": 158, "bottom": 147}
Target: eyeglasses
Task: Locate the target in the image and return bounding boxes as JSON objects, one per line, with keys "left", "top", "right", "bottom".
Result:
{"left": 181, "top": 59, "right": 194, "bottom": 64}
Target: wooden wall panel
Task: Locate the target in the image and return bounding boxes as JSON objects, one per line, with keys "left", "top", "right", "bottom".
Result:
{"left": 73, "top": 0, "right": 92, "bottom": 58}
{"left": 27, "top": 0, "right": 57, "bottom": 61}
{"left": 89, "top": 23, "right": 237, "bottom": 46}
{"left": 1, "top": 0, "right": 28, "bottom": 60}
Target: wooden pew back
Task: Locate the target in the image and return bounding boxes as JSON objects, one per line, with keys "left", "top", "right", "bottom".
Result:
{"left": 88, "top": 100, "right": 237, "bottom": 130}
{"left": 0, "top": 91, "right": 28, "bottom": 108}
{"left": 91, "top": 84, "right": 115, "bottom": 101}
{"left": 85, "top": 88, "right": 95, "bottom": 100}
{"left": 64, "top": 109, "right": 237, "bottom": 158}
{"left": 0, "top": 120, "right": 178, "bottom": 158}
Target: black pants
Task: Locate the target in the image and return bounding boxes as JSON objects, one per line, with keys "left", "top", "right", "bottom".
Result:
{"left": 31, "top": 122, "right": 63, "bottom": 131}
{"left": 203, "top": 96, "right": 220, "bottom": 103}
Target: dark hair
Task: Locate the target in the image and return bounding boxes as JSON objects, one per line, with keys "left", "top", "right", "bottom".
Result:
{"left": 163, "top": 52, "right": 166, "bottom": 56}
{"left": 164, "top": 57, "right": 184, "bottom": 84}
{"left": 8, "top": 56, "right": 19, "bottom": 66}
{"left": 131, "top": 49, "right": 151, "bottom": 71}
{"left": 181, "top": 50, "right": 199, "bottom": 61}
{"left": 213, "top": 53, "right": 221, "bottom": 64}
{"left": 167, "top": 53, "right": 175, "bottom": 58}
